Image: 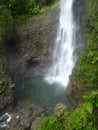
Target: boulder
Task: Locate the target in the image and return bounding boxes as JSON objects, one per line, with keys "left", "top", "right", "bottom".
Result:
{"left": 53, "top": 103, "right": 67, "bottom": 116}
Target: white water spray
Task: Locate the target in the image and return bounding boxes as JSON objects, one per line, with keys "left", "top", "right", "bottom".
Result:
{"left": 0, "top": 113, "right": 12, "bottom": 128}
{"left": 45, "top": 0, "right": 75, "bottom": 87}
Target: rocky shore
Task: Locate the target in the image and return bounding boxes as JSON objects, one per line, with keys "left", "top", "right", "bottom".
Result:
{"left": 0, "top": 103, "right": 68, "bottom": 130}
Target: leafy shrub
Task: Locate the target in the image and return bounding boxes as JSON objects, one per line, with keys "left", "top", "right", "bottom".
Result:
{"left": 37, "top": 116, "right": 63, "bottom": 130}
{"left": 26, "top": 0, "right": 40, "bottom": 15}
{"left": 65, "top": 108, "right": 96, "bottom": 130}
{"left": 83, "top": 91, "right": 98, "bottom": 113}
{"left": 37, "top": 92, "right": 98, "bottom": 130}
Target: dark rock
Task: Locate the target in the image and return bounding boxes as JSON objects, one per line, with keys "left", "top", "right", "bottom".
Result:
{"left": 0, "top": 80, "right": 3, "bottom": 85}
{"left": 5, "top": 9, "right": 59, "bottom": 80}
{"left": 0, "top": 93, "right": 14, "bottom": 114}
{"left": 25, "top": 58, "right": 40, "bottom": 68}
{"left": 66, "top": 74, "right": 83, "bottom": 106}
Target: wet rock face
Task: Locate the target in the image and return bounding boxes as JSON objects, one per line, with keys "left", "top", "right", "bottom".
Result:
{"left": 66, "top": 0, "right": 87, "bottom": 104}
{"left": 0, "top": 93, "right": 14, "bottom": 112}
{"left": 6, "top": 10, "right": 59, "bottom": 80}
{"left": 72, "top": 0, "right": 86, "bottom": 64}
{"left": 66, "top": 75, "right": 82, "bottom": 105}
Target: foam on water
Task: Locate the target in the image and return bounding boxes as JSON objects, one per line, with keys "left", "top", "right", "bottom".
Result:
{"left": 0, "top": 113, "right": 12, "bottom": 128}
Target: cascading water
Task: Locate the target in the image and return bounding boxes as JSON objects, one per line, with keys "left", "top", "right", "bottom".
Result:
{"left": 45, "top": 0, "right": 75, "bottom": 87}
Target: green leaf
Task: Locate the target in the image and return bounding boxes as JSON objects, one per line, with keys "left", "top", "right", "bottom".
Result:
{"left": 83, "top": 95, "right": 90, "bottom": 102}
{"left": 85, "top": 102, "right": 93, "bottom": 113}
{"left": 95, "top": 98, "right": 98, "bottom": 107}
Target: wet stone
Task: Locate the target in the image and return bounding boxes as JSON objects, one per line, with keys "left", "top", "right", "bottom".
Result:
{"left": 31, "top": 117, "right": 41, "bottom": 130}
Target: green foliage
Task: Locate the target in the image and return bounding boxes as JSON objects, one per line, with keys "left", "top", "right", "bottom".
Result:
{"left": 37, "top": 116, "right": 63, "bottom": 130}
{"left": 26, "top": 0, "right": 40, "bottom": 15}
{"left": 0, "top": 5, "right": 13, "bottom": 55}
{"left": 65, "top": 92, "right": 98, "bottom": 130}
{"left": 74, "top": 0, "right": 98, "bottom": 89}
{"left": 0, "top": 84, "right": 12, "bottom": 94}
{"left": 8, "top": 0, "right": 40, "bottom": 16}
{"left": 65, "top": 108, "right": 96, "bottom": 130}
{"left": 47, "top": 0, "right": 59, "bottom": 11}
{"left": 0, "top": 0, "right": 56, "bottom": 17}
{"left": 83, "top": 91, "right": 98, "bottom": 113}
{"left": 38, "top": 0, "right": 59, "bottom": 14}
{"left": 37, "top": 92, "right": 98, "bottom": 130}
{"left": 0, "top": 0, "right": 58, "bottom": 23}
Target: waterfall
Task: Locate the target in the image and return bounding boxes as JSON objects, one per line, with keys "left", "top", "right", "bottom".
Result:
{"left": 45, "top": 0, "right": 75, "bottom": 87}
